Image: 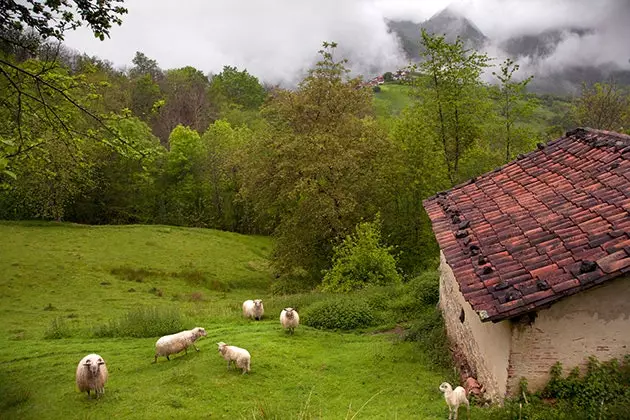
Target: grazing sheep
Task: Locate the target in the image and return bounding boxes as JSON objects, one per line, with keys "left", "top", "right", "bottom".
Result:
{"left": 154, "top": 327, "right": 207, "bottom": 363}
{"left": 217, "top": 342, "right": 251, "bottom": 374}
{"left": 280, "top": 307, "right": 299, "bottom": 334}
{"left": 439, "top": 382, "right": 470, "bottom": 420}
{"left": 76, "top": 354, "right": 108, "bottom": 398}
{"left": 242, "top": 299, "right": 264, "bottom": 320}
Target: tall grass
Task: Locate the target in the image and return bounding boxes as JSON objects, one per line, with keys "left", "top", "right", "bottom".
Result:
{"left": 92, "top": 307, "right": 184, "bottom": 338}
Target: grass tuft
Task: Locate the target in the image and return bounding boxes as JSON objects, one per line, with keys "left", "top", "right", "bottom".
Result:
{"left": 92, "top": 306, "right": 184, "bottom": 338}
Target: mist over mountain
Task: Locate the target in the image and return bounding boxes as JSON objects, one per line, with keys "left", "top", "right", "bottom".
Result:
{"left": 387, "top": 4, "right": 630, "bottom": 94}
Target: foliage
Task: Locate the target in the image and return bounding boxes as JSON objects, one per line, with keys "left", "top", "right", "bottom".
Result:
{"left": 241, "top": 42, "right": 393, "bottom": 284}
{"left": 321, "top": 216, "right": 401, "bottom": 293}
{"left": 383, "top": 72, "right": 394, "bottom": 82}
{"left": 209, "top": 65, "right": 266, "bottom": 110}
{"left": 573, "top": 82, "right": 629, "bottom": 131}
{"left": 492, "top": 58, "right": 538, "bottom": 162}
{"left": 43, "top": 317, "right": 73, "bottom": 339}
{"left": 404, "top": 307, "right": 452, "bottom": 368}
{"left": 303, "top": 298, "right": 375, "bottom": 330}
{"left": 0, "top": 0, "right": 127, "bottom": 42}
{"left": 92, "top": 306, "right": 184, "bottom": 338}
{"left": 413, "top": 29, "right": 491, "bottom": 184}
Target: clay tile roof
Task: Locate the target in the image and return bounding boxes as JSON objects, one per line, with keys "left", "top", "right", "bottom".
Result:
{"left": 423, "top": 128, "right": 630, "bottom": 322}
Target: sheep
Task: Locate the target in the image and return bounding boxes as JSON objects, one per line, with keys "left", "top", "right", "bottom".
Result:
{"left": 154, "top": 327, "right": 207, "bottom": 363}
{"left": 242, "top": 299, "right": 264, "bottom": 320}
{"left": 280, "top": 307, "right": 299, "bottom": 334}
{"left": 217, "top": 342, "right": 251, "bottom": 374}
{"left": 439, "top": 382, "right": 470, "bottom": 420}
{"left": 76, "top": 354, "right": 108, "bottom": 398}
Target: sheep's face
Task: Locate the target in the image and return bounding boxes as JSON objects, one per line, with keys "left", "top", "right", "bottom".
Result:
{"left": 439, "top": 382, "right": 452, "bottom": 393}
{"left": 217, "top": 342, "right": 227, "bottom": 354}
{"left": 283, "top": 308, "right": 294, "bottom": 318}
{"left": 193, "top": 327, "right": 207, "bottom": 338}
{"left": 254, "top": 299, "right": 263, "bottom": 309}
{"left": 84, "top": 357, "right": 105, "bottom": 376}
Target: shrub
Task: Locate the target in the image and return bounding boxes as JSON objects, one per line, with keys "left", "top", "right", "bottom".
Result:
{"left": 93, "top": 307, "right": 184, "bottom": 338}
{"left": 404, "top": 307, "right": 451, "bottom": 368}
{"left": 43, "top": 317, "right": 73, "bottom": 339}
{"left": 303, "top": 298, "right": 375, "bottom": 330}
{"left": 407, "top": 270, "right": 440, "bottom": 306}
{"left": 321, "top": 215, "right": 401, "bottom": 293}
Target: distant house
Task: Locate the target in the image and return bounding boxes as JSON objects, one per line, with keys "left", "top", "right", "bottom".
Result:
{"left": 423, "top": 128, "right": 630, "bottom": 403}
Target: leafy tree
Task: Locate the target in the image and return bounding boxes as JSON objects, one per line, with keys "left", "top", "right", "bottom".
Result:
{"left": 383, "top": 71, "right": 394, "bottom": 82}
{"left": 242, "top": 42, "right": 392, "bottom": 284}
{"left": 209, "top": 65, "right": 266, "bottom": 110}
{"left": 321, "top": 216, "right": 401, "bottom": 293}
{"left": 573, "top": 82, "right": 629, "bottom": 131}
{"left": 0, "top": 0, "right": 127, "bottom": 42}
{"left": 129, "top": 51, "right": 162, "bottom": 81}
{"left": 492, "top": 58, "right": 537, "bottom": 162}
{"left": 414, "top": 29, "right": 490, "bottom": 184}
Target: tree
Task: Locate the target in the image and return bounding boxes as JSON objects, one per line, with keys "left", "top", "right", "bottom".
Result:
{"left": 0, "top": 0, "right": 131, "bottom": 181}
{"left": 492, "top": 58, "right": 536, "bottom": 162}
{"left": 209, "top": 65, "right": 266, "bottom": 110}
{"left": 383, "top": 71, "right": 394, "bottom": 82}
{"left": 129, "top": 51, "right": 162, "bottom": 81}
{"left": 153, "top": 67, "right": 213, "bottom": 143}
{"left": 321, "top": 216, "right": 401, "bottom": 293}
{"left": 414, "top": 29, "right": 490, "bottom": 184}
{"left": 573, "top": 82, "right": 629, "bottom": 131}
{"left": 242, "top": 42, "right": 392, "bottom": 285}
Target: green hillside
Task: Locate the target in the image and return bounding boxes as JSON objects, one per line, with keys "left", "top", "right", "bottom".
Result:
{"left": 0, "top": 222, "right": 459, "bottom": 419}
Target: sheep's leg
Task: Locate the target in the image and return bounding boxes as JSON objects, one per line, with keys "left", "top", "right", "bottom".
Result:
{"left": 453, "top": 404, "right": 459, "bottom": 420}
{"left": 193, "top": 344, "right": 200, "bottom": 352}
{"left": 465, "top": 400, "right": 470, "bottom": 420}
{"left": 87, "top": 390, "right": 91, "bottom": 399}
{"left": 166, "top": 355, "right": 170, "bottom": 361}
{"left": 226, "top": 360, "right": 231, "bottom": 370}
{"left": 153, "top": 355, "right": 158, "bottom": 363}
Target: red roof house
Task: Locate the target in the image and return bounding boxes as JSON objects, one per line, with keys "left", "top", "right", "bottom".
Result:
{"left": 423, "top": 128, "right": 630, "bottom": 402}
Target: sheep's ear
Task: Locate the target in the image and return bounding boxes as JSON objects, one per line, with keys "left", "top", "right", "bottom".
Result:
{"left": 97, "top": 359, "right": 105, "bottom": 365}
{"left": 83, "top": 361, "right": 91, "bottom": 366}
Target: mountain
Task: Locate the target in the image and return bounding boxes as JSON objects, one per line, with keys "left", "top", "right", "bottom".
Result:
{"left": 500, "top": 27, "right": 594, "bottom": 60}
{"left": 387, "top": 7, "right": 487, "bottom": 60}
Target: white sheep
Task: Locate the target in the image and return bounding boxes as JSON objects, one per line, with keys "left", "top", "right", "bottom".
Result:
{"left": 217, "top": 342, "right": 251, "bottom": 374}
{"left": 154, "top": 327, "right": 207, "bottom": 363}
{"left": 280, "top": 307, "right": 299, "bottom": 334}
{"left": 76, "top": 354, "right": 108, "bottom": 398}
{"left": 242, "top": 299, "right": 264, "bottom": 320}
{"left": 439, "top": 382, "right": 470, "bottom": 420}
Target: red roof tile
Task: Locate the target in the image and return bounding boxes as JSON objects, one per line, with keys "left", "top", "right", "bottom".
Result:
{"left": 423, "top": 128, "right": 630, "bottom": 322}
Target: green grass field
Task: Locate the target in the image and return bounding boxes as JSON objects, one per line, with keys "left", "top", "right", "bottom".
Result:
{"left": 372, "top": 83, "right": 413, "bottom": 118}
{"left": 0, "top": 221, "right": 468, "bottom": 419}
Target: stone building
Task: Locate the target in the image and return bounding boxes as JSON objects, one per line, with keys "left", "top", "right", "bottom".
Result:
{"left": 423, "top": 128, "right": 630, "bottom": 402}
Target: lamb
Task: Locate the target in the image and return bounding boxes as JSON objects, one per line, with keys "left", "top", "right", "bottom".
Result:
{"left": 217, "top": 342, "right": 251, "bottom": 374}
{"left": 280, "top": 307, "right": 299, "bottom": 334}
{"left": 439, "top": 382, "right": 470, "bottom": 420}
{"left": 242, "top": 299, "right": 264, "bottom": 320}
{"left": 154, "top": 327, "right": 207, "bottom": 363}
{"left": 76, "top": 354, "right": 108, "bottom": 398}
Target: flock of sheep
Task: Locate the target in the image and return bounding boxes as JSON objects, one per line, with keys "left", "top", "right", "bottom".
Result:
{"left": 75, "top": 299, "right": 299, "bottom": 396}
{"left": 75, "top": 298, "right": 470, "bottom": 419}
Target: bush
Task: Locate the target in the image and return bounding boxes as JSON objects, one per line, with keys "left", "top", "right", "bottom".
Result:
{"left": 407, "top": 271, "right": 440, "bottom": 306}
{"left": 93, "top": 307, "right": 184, "bottom": 338}
{"left": 321, "top": 216, "right": 402, "bottom": 293}
{"left": 43, "top": 317, "right": 73, "bottom": 339}
{"left": 404, "top": 307, "right": 451, "bottom": 368}
{"left": 303, "top": 298, "right": 375, "bottom": 330}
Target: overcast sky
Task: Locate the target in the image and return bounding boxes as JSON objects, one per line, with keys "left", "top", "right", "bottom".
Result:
{"left": 63, "top": 0, "right": 630, "bottom": 84}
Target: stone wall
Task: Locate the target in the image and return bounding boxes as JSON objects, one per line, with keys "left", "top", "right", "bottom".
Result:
{"left": 508, "top": 275, "right": 630, "bottom": 393}
{"left": 439, "top": 252, "right": 512, "bottom": 402}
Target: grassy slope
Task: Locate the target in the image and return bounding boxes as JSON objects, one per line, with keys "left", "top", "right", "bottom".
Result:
{"left": 372, "top": 84, "right": 413, "bottom": 118}
{"left": 0, "top": 222, "right": 456, "bottom": 419}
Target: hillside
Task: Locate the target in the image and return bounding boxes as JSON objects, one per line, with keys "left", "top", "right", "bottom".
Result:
{"left": 0, "top": 222, "right": 457, "bottom": 419}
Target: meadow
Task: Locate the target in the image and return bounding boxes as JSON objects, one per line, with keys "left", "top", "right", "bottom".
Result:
{"left": 0, "top": 221, "right": 473, "bottom": 419}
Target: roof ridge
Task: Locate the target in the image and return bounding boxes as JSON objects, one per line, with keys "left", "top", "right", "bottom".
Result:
{"left": 569, "top": 127, "right": 630, "bottom": 144}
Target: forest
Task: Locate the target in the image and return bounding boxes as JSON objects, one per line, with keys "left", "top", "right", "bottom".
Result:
{"left": 1, "top": 2, "right": 629, "bottom": 294}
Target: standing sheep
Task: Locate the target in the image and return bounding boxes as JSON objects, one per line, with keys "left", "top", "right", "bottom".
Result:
{"left": 217, "top": 342, "right": 251, "bottom": 374}
{"left": 242, "top": 299, "right": 264, "bottom": 320}
{"left": 439, "top": 382, "right": 470, "bottom": 420}
{"left": 76, "top": 354, "right": 108, "bottom": 398}
{"left": 154, "top": 327, "right": 207, "bottom": 363}
{"left": 280, "top": 307, "right": 299, "bottom": 334}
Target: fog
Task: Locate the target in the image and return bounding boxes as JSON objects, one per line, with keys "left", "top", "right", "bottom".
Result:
{"left": 63, "top": 0, "right": 630, "bottom": 85}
